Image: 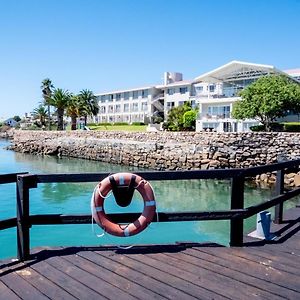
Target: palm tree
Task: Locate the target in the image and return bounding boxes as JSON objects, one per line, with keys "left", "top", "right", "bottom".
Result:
{"left": 78, "top": 89, "right": 99, "bottom": 126}
{"left": 32, "top": 104, "right": 48, "bottom": 127}
{"left": 48, "top": 88, "right": 71, "bottom": 130}
{"left": 66, "top": 95, "right": 81, "bottom": 130}
{"left": 41, "top": 78, "right": 54, "bottom": 130}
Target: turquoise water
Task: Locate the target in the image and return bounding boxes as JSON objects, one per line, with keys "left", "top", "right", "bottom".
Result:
{"left": 0, "top": 139, "right": 297, "bottom": 260}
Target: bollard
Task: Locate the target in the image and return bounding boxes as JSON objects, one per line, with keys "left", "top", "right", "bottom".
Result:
{"left": 248, "top": 211, "right": 275, "bottom": 240}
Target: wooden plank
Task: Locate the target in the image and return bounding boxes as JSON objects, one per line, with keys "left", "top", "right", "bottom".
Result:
{"left": 227, "top": 247, "right": 300, "bottom": 276}
{"left": 190, "top": 247, "right": 300, "bottom": 293}
{"left": 97, "top": 250, "right": 223, "bottom": 300}
{"left": 162, "top": 250, "right": 298, "bottom": 299}
{"left": 31, "top": 260, "right": 106, "bottom": 299}
{"left": 62, "top": 251, "right": 165, "bottom": 300}
{"left": 0, "top": 280, "right": 21, "bottom": 300}
{"left": 45, "top": 255, "right": 137, "bottom": 300}
{"left": 15, "top": 266, "right": 76, "bottom": 300}
{"left": 0, "top": 272, "right": 49, "bottom": 300}
{"left": 126, "top": 251, "right": 282, "bottom": 300}
{"left": 83, "top": 250, "right": 201, "bottom": 300}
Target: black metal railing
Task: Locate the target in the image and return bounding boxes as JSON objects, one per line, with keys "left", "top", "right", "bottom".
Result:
{"left": 1, "top": 159, "right": 300, "bottom": 261}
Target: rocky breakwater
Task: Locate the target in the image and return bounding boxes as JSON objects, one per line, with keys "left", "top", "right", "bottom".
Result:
{"left": 10, "top": 130, "right": 300, "bottom": 186}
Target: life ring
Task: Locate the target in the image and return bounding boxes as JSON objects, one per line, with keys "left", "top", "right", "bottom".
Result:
{"left": 91, "top": 172, "right": 156, "bottom": 237}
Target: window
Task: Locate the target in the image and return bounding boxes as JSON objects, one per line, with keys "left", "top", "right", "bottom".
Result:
{"left": 195, "top": 86, "right": 203, "bottom": 94}
{"left": 141, "top": 102, "right": 148, "bottom": 111}
{"left": 209, "top": 85, "right": 215, "bottom": 93}
{"left": 116, "top": 93, "right": 121, "bottom": 101}
{"left": 133, "top": 91, "right": 139, "bottom": 99}
{"left": 100, "top": 106, "right": 106, "bottom": 113}
{"left": 208, "top": 105, "right": 230, "bottom": 118}
{"left": 108, "top": 105, "right": 114, "bottom": 112}
{"left": 124, "top": 92, "right": 129, "bottom": 100}
{"left": 168, "top": 88, "right": 175, "bottom": 95}
{"left": 115, "top": 104, "right": 121, "bottom": 112}
{"left": 142, "top": 89, "right": 148, "bottom": 98}
{"left": 180, "top": 87, "right": 188, "bottom": 94}
{"left": 100, "top": 95, "right": 106, "bottom": 102}
{"left": 132, "top": 103, "right": 139, "bottom": 111}
{"left": 167, "top": 102, "right": 175, "bottom": 109}
{"left": 124, "top": 103, "right": 129, "bottom": 112}
{"left": 109, "top": 94, "right": 114, "bottom": 101}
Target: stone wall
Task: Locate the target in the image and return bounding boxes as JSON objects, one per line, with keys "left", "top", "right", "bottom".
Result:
{"left": 10, "top": 130, "right": 300, "bottom": 172}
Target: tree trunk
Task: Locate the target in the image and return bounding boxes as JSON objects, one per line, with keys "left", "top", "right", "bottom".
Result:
{"left": 57, "top": 108, "right": 64, "bottom": 131}
{"left": 71, "top": 115, "right": 77, "bottom": 130}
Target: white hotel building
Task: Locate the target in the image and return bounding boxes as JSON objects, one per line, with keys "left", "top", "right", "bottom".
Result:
{"left": 95, "top": 61, "right": 300, "bottom": 132}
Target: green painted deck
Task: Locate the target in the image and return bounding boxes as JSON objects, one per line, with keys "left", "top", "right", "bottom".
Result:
{"left": 1, "top": 206, "right": 299, "bottom": 300}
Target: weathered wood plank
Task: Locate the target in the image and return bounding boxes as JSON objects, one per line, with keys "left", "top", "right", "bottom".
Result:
{"left": 191, "top": 247, "right": 300, "bottom": 293}
{"left": 30, "top": 260, "right": 106, "bottom": 299}
{"left": 45, "top": 255, "right": 137, "bottom": 300}
{"left": 127, "top": 251, "right": 282, "bottom": 300}
{"left": 15, "top": 266, "right": 76, "bottom": 300}
{"left": 0, "top": 280, "right": 21, "bottom": 300}
{"left": 0, "top": 271, "right": 49, "bottom": 300}
{"left": 98, "top": 250, "right": 222, "bottom": 300}
{"left": 162, "top": 250, "right": 298, "bottom": 299}
{"left": 86, "top": 250, "right": 201, "bottom": 300}
{"left": 62, "top": 251, "right": 165, "bottom": 300}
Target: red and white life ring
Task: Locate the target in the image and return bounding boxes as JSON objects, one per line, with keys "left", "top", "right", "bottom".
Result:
{"left": 91, "top": 172, "right": 156, "bottom": 237}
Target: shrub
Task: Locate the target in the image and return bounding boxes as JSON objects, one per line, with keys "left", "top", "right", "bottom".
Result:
{"left": 250, "top": 123, "right": 284, "bottom": 132}
{"left": 283, "top": 122, "right": 300, "bottom": 132}
{"left": 113, "top": 122, "right": 129, "bottom": 126}
{"left": 131, "top": 122, "right": 145, "bottom": 126}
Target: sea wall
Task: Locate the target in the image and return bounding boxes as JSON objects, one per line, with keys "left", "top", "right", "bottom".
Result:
{"left": 11, "top": 130, "right": 300, "bottom": 171}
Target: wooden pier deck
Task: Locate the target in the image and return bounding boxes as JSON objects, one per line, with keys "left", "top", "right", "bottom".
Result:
{"left": 0, "top": 206, "right": 299, "bottom": 300}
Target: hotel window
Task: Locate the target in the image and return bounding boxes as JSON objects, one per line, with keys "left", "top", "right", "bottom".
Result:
{"left": 167, "top": 102, "right": 175, "bottom": 109}
{"left": 141, "top": 102, "right": 148, "bottom": 111}
{"left": 133, "top": 91, "right": 139, "bottom": 99}
{"left": 209, "top": 85, "right": 215, "bottom": 93}
{"left": 168, "top": 88, "right": 175, "bottom": 95}
{"left": 142, "top": 89, "right": 148, "bottom": 98}
{"left": 124, "top": 92, "right": 129, "bottom": 100}
{"left": 180, "top": 87, "right": 188, "bottom": 94}
{"left": 100, "top": 106, "right": 106, "bottom": 113}
{"left": 116, "top": 93, "right": 121, "bottom": 101}
{"left": 196, "top": 86, "right": 203, "bottom": 93}
{"left": 109, "top": 94, "right": 114, "bottom": 101}
{"left": 115, "top": 104, "right": 121, "bottom": 112}
{"left": 108, "top": 105, "right": 114, "bottom": 112}
{"left": 132, "top": 103, "right": 139, "bottom": 111}
{"left": 100, "top": 95, "right": 106, "bottom": 102}
{"left": 124, "top": 103, "right": 129, "bottom": 112}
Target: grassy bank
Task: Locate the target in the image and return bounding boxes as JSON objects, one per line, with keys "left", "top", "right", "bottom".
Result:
{"left": 88, "top": 124, "right": 147, "bottom": 132}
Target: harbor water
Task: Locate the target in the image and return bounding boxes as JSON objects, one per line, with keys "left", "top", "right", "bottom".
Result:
{"left": 0, "top": 139, "right": 297, "bottom": 259}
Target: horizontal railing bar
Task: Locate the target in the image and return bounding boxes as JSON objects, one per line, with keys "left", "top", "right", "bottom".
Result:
{"left": 0, "top": 217, "right": 17, "bottom": 230}
{"left": 29, "top": 209, "right": 246, "bottom": 225}
{"left": 0, "top": 172, "right": 27, "bottom": 184}
{"left": 30, "top": 169, "right": 242, "bottom": 184}
{"left": 245, "top": 186, "right": 300, "bottom": 218}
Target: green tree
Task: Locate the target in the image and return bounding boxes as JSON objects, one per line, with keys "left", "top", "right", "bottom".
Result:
{"left": 183, "top": 109, "right": 198, "bottom": 130}
{"left": 66, "top": 95, "right": 81, "bottom": 130}
{"left": 41, "top": 78, "right": 54, "bottom": 130}
{"left": 13, "top": 115, "right": 21, "bottom": 122}
{"left": 32, "top": 105, "right": 48, "bottom": 127}
{"left": 164, "top": 102, "right": 196, "bottom": 131}
{"left": 232, "top": 74, "right": 300, "bottom": 131}
{"left": 78, "top": 89, "right": 99, "bottom": 126}
{"left": 48, "top": 88, "right": 71, "bottom": 130}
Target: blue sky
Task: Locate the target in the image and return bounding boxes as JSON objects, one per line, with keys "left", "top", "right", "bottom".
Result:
{"left": 0, "top": 0, "right": 299, "bottom": 119}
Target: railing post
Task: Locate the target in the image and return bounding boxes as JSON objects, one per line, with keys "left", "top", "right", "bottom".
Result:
{"left": 274, "top": 170, "right": 284, "bottom": 224}
{"left": 230, "top": 174, "right": 244, "bottom": 247}
{"left": 16, "top": 175, "right": 36, "bottom": 261}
